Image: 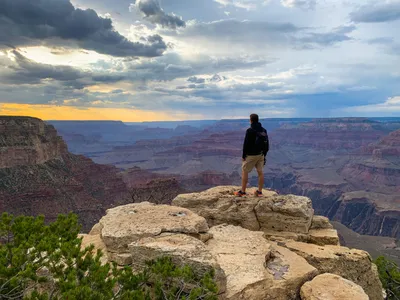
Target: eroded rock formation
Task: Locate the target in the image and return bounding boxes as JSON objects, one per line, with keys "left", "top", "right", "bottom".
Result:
{"left": 85, "top": 186, "right": 383, "bottom": 300}
{"left": 300, "top": 273, "right": 369, "bottom": 300}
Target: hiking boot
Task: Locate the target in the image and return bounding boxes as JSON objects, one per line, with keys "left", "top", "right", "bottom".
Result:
{"left": 234, "top": 190, "right": 247, "bottom": 197}
{"left": 254, "top": 190, "right": 263, "bottom": 197}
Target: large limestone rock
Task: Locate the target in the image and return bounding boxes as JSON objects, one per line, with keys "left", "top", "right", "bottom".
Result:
{"left": 172, "top": 186, "right": 314, "bottom": 234}
{"left": 300, "top": 273, "right": 369, "bottom": 300}
{"left": 255, "top": 195, "right": 314, "bottom": 233}
{"left": 129, "top": 233, "right": 227, "bottom": 293}
{"left": 90, "top": 202, "right": 209, "bottom": 265}
{"left": 206, "top": 225, "right": 318, "bottom": 300}
{"left": 98, "top": 202, "right": 209, "bottom": 253}
{"left": 280, "top": 240, "right": 383, "bottom": 300}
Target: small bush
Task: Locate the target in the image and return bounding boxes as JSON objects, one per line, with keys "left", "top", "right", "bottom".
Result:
{"left": 374, "top": 256, "right": 400, "bottom": 300}
{"left": 0, "top": 213, "right": 218, "bottom": 300}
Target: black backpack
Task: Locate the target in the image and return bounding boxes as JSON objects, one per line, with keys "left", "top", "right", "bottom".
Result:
{"left": 255, "top": 130, "right": 269, "bottom": 154}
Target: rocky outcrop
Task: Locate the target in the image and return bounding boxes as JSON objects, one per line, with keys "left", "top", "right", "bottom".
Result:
{"left": 300, "top": 274, "right": 369, "bottom": 300}
{"left": 280, "top": 240, "right": 382, "bottom": 300}
{"left": 207, "top": 225, "right": 317, "bottom": 300}
{"left": 97, "top": 202, "right": 209, "bottom": 265}
{"left": 172, "top": 186, "right": 315, "bottom": 234}
{"left": 172, "top": 186, "right": 338, "bottom": 245}
{"left": 85, "top": 186, "right": 382, "bottom": 300}
{"left": 0, "top": 117, "right": 68, "bottom": 168}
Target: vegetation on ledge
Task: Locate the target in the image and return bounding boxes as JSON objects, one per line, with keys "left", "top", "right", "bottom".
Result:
{"left": 0, "top": 213, "right": 218, "bottom": 300}
{"left": 375, "top": 256, "right": 400, "bottom": 300}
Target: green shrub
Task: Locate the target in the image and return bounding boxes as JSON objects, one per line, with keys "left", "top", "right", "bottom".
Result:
{"left": 0, "top": 213, "right": 218, "bottom": 300}
{"left": 374, "top": 256, "right": 400, "bottom": 300}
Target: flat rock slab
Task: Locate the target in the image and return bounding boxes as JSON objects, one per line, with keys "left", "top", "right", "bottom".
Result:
{"left": 206, "top": 225, "right": 317, "bottom": 300}
{"left": 98, "top": 202, "right": 209, "bottom": 253}
{"left": 281, "top": 240, "right": 383, "bottom": 300}
{"left": 300, "top": 273, "right": 369, "bottom": 300}
{"left": 308, "top": 229, "right": 339, "bottom": 246}
{"left": 263, "top": 228, "right": 339, "bottom": 246}
{"left": 173, "top": 186, "right": 314, "bottom": 234}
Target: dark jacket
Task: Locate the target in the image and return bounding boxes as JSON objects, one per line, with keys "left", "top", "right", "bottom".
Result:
{"left": 242, "top": 122, "right": 269, "bottom": 159}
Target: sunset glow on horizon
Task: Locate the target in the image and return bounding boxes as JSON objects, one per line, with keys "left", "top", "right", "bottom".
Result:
{"left": 0, "top": 103, "right": 199, "bottom": 122}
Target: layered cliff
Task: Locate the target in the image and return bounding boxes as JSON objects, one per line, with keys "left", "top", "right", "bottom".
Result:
{"left": 0, "top": 117, "right": 131, "bottom": 231}
{"left": 271, "top": 118, "right": 387, "bottom": 150}
{"left": 0, "top": 117, "right": 68, "bottom": 168}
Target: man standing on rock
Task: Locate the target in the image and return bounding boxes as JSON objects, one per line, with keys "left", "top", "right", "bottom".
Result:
{"left": 235, "top": 114, "right": 269, "bottom": 197}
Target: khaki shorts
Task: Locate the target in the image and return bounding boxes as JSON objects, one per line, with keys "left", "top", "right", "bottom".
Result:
{"left": 242, "top": 154, "right": 264, "bottom": 173}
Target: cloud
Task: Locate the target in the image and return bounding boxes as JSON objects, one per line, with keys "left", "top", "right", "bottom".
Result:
{"left": 2, "top": 50, "right": 87, "bottom": 84}
{"left": 367, "top": 37, "right": 395, "bottom": 45}
{"left": 350, "top": 2, "right": 400, "bottom": 23}
{"left": 281, "top": 0, "right": 316, "bottom": 10}
{"left": 339, "top": 96, "right": 400, "bottom": 114}
{"left": 167, "top": 19, "right": 355, "bottom": 51}
{"left": 187, "top": 76, "right": 205, "bottom": 84}
{"left": 132, "top": 0, "right": 186, "bottom": 29}
{"left": 0, "top": 0, "right": 167, "bottom": 57}
{"left": 295, "top": 25, "right": 355, "bottom": 48}
{"left": 213, "top": 0, "right": 268, "bottom": 10}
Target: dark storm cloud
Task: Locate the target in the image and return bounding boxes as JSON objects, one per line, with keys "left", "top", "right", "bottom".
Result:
{"left": 2, "top": 50, "right": 87, "bottom": 84}
{"left": 133, "top": 0, "right": 186, "bottom": 29}
{"left": 0, "top": 0, "right": 167, "bottom": 57}
{"left": 351, "top": 2, "right": 400, "bottom": 23}
{"left": 1, "top": 50, "right": 128, "bottom": 87}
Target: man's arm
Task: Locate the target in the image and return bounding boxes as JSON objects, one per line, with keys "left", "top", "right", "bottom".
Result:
{"left": 263, "top": 130, "right": 269, "bottom": 157}
{"left": 242, "top": 129, "right": 249, "bottom": 160}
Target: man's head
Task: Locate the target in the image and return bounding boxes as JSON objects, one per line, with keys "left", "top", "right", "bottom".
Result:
{"left": 250, "top": 114, "right": 259, "bottom": 124}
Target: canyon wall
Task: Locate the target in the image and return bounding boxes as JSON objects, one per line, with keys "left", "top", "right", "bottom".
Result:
{"left": 0, "top": 117, "right": 68, "bottom": 168}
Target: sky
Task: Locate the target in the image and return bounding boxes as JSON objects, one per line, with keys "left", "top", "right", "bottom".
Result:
{"left": 0, "top": 0, "right": 400, "bottom": 121}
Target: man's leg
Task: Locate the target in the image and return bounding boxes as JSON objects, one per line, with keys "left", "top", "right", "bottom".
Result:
{"left": 242, "top": 170, "right": 249, "bottom": 193}
{"left": 257, "top": 170, "right": 264, "bottom": 192}
{"left": 256, "top": 155, "right": 265, "bottom": 192}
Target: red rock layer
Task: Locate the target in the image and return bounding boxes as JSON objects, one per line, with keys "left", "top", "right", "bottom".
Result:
{"left": 271, "top": 119, "right": 386, "bottom": 150}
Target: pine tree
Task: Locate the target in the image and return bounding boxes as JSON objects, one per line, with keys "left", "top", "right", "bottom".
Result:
{"left": 375, "top": 256, "right": 400, "bottom": 300}
{"left": 0, "top": 213, "right": 218, "bottom": 300}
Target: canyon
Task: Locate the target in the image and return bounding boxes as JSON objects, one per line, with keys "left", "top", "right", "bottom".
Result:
{"left": 0, "top": 117, "right": 184, "bottom": 231}
{"left": 1, "top": 116, "right": 399, "bottom": 263}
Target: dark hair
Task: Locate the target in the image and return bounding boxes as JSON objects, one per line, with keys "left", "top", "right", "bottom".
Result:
{"left": 250, "top": 114, "right": 259, "bottom": 123}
